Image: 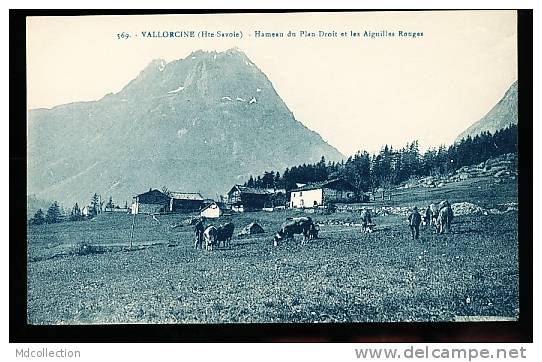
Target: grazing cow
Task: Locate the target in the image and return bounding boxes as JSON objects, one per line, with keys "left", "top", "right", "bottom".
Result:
{"left": 436, "top": 204, "right": 454, "bottom": 234}
{"left": 216, "top": 222, "right": 235, "bottom": 248}
{"left": 203, "top": 226, "right": 217, "bottom": 250}
{"left": 273, "top": 217, "right": 314, "bottom": 246}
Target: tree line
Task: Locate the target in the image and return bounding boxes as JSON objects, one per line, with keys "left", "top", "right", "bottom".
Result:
{"left": 244, "top": 124, "right": 518, "bottom": 192}
{"left": 29, "top": 124, "right": 517, "bottom": 225}
{"left": 29, "top": 193, "right": 128, "bottom": 225}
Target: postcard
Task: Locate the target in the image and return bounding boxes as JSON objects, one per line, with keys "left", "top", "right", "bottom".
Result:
{"left": 24, "top": 11, "right": 521, "bottom": 328}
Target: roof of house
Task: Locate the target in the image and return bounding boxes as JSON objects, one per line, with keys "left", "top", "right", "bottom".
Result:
{"left": 170, "top": 192, "right": 204, "bottom": 201}
{"left": 201, "top": 202, "right": 222, "bottom": 212}
{"left": 135, "top": 189, "right": 168, "bottom": 198}
{"left": 291, "top": 179, "right": 357, "bottom": 192}
{"left": 228, "top": 185, "right": 273, "bottom": 195}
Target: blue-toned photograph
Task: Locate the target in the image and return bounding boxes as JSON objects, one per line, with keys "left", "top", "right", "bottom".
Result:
{"left": 25, "top": 11, "right": 520, "bottom": 325}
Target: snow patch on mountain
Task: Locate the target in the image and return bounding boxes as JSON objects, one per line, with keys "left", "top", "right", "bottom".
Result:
{"left": 168, "top": 85, "right": 185, "bottom": 94}
{"left": 177, "top": 128, "right": 188, "bottom": 138}
{"left": 158, "top": 60, "right": 166, "bottom": 71}
{"left": 107, "top": 180, "right": 121, "bottom": 192}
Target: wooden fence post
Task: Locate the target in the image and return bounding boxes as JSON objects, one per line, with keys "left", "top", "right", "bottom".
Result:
{"left": 130, "top": 211, "right": 136, "bottom": 249}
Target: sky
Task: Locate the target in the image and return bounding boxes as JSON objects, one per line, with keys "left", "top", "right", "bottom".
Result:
{"left": 26, "top": 11, "right": 517, "bottom": 156}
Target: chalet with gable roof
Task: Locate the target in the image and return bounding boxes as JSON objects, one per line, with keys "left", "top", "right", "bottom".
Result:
{"left": 131, "top": 188, "right": 204, "bottom": 214}
{"left": 289, "top": 179, "right": 358, "bottom": 208}
{"left": 226, "top": 185, "right": 286, "bottom": 212}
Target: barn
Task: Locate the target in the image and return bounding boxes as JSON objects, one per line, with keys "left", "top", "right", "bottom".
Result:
{"left": 226, "top": 185, "right": 271, "bottom": 211}
{"left": 290, "top": 179, "right": 358, "bottom": 208}
{"left": 132, "top": 189, "right": 205, "bottom": 214}
{"left": 200, "top": 202, "right": 223, "bottom": 219}
{"left": 169, "top": 192, "right": 204, "bottom": 213}
{"left": 269, "top": 189, "right": 288, "bottom": 209}
{"left": 132, "top": 189, "right": 170, "bottom": 214}
{"left": 226, "top": 185, "right": 288, "bottom": 211}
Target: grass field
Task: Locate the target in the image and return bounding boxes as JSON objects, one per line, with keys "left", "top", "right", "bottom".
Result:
{"left": 26, "top": 177, "right": 519, "bottom": 324}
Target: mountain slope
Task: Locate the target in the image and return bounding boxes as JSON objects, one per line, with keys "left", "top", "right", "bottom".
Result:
{"left": 456, "top": 81, "right": 518, "bottom": 142}
{"left": 27, "top": 48, "right": 343, "bottom": 207}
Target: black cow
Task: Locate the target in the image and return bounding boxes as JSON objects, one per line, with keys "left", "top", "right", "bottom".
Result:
{"left": 273, "top": 217, "right": 315, "bottom": 246}
{"left": 216, "top": 222, "right": 235, "bottom": 248}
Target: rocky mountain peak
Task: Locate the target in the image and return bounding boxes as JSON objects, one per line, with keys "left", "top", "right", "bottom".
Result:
{"left": 456, "top": 80, "right": 518, "bottom": 142}
{"left": 27, "top": 49, "right": 344, "bottom": 207}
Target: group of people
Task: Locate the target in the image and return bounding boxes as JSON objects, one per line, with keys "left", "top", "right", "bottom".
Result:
{"left": 408, "top": 200, "right": 454, "bottom": 239}
{"left": 358, "top": 200, "right": 454, "bottom": 240}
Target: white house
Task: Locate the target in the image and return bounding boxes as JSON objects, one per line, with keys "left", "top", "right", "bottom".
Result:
{"left": 291, "top": 188, "right": 323, "bottom": 208}
{"left": 290, "top": 179, "right": 358, "bottom": 208}
{"left": 200, "top": 202, "right": 223, "bottom": 219}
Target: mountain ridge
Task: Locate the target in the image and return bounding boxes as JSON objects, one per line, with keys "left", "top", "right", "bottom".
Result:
{"left": 27, "top": 48, "right": 344, "bottom": 208}
{"left": 456, "top": 80, "right": 518, "bottom": 142}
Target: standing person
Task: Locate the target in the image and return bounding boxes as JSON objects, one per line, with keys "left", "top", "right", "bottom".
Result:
{"left": 194, "top": 218, "right": 205, "bottom": 249}
{"left": 423, "top": 205, "right": 432, "bottom": 227}
{"left": 360, "top": 208, "right": 373, "bottom": 233}
{"left": 408, "top": 207, "right": 422, "bottom": 240}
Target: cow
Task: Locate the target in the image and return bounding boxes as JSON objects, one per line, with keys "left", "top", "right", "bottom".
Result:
{"left": 273, "top": 217, "right": 314, "bottom": 246}
{"left": 216, "top": 222, "right": 235, "bottom": 248}
{"left": 436, "top": 204, "right": 454, "bottom": 234}
{"left": 203, "top": 226, "right": 217, "bottom": 251}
